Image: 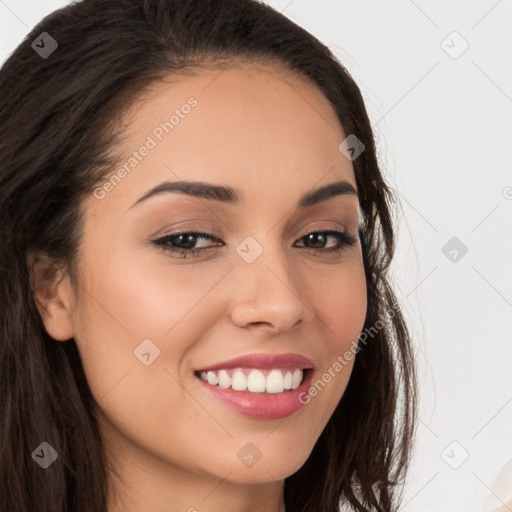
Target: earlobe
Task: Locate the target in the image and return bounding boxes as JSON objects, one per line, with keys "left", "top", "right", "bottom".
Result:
{"left": 26, "top": 250, "right": 75, "bottom": 342}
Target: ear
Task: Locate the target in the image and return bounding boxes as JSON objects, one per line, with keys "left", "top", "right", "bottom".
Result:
{"left": 26, "top": 249, "right": 75, "bottom": 341}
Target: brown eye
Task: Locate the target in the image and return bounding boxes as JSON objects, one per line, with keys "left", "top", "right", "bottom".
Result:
{"left": 153, "top": 230, "right": 223, "bottom": 259}
{"left": 295, "top": 230, "right": 358, "bottom": 253}
{"left": 152, "top": 228, "right": 358, "bottom": 260}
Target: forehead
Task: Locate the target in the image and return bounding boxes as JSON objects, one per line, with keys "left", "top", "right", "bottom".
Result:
{"left": 89, "top": 64, "right": 356, "bottom": 216}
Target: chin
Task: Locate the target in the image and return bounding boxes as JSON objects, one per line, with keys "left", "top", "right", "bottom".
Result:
{"left": 218, "top": 448, "right": 313, "bottom": 485}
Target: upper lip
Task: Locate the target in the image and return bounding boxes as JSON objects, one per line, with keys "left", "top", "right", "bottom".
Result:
{"left": 195, "top": 353, "right": 315, "bottom": 372}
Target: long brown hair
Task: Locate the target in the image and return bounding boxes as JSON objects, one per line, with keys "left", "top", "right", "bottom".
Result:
{"left": 0, "top": 1, "right": 417, "bottom": 510}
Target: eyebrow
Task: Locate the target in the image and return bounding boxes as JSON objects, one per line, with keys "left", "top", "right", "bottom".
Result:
{"left": 129, "top": 179, "right": 358, "bottom": 209}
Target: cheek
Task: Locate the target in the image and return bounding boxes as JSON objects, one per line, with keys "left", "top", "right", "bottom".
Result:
{"left": 70, "top": 259, "right": 212, "bottom": 473}
{"left": 300, "top": 258, "right": 367, "bottom": 410}
{"left": 71, "top": 247, "right": 230, "bottom": 418}
{"left": 309, "top": 257, "right": 368, "bottom": 345}
{"left": 77, "top": 243, "right": 219, "bottom": 342}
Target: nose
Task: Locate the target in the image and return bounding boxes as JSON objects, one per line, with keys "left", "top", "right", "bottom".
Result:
{"left": 228, "top": 243, "right": 315, "bottom": 333}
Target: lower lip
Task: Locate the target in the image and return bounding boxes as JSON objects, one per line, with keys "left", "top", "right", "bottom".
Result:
{"left": 195, "top": 370, "right": 314, "bottom": 420}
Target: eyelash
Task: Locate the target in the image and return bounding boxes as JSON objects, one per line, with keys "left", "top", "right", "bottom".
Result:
{"left": 152, "top": 228, "right": 358, "bottom": 259}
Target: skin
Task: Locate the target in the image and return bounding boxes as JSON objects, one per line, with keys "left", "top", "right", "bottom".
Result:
{"left": 29, "top": 63, "right": 367, "bottom": 512}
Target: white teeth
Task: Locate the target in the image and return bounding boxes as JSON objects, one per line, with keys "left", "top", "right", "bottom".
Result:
{"left": 291, "top": 369, "right": 303, "bottom": 390}
{"left": 197, "top": 367, "right": 306, "bottom": 393}
{"left": 266, "top": 369, "right": 284, "bottom": 393}
{"left": 283, "top": 371, "right": 292, "bottom": 390}
{"left": 218, "top": 369, "right": 231, "bottom": 389}
{"left": 247, "top": 369, "right": 266, "bottom": 392}
{"left": 206, "top": 371, "right": 218, "bottom": 386}
{"left": 231, "top": 369, "right": 247, "bottom": 391}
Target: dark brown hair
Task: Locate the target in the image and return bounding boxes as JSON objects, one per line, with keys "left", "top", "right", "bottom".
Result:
{"left": 0, "top": 1, "right": 417, "bottom": 510}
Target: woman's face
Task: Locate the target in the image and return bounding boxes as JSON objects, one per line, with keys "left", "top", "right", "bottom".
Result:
{"left": 47, "top": 64, "right": 367, "bottom": 502}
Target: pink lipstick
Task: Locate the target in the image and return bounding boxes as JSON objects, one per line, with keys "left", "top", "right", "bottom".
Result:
{"left": 194, "top": 353, "right": 315, "bottom": 420}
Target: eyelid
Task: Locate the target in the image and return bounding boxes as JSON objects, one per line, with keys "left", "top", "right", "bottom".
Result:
{"left": 156, "top": 222, "right": 350, "bottom": 244}
{"left": 152, "top": 225, "right": 358, "bottom": 261}
{"left": 155, "top": 226, "right": 224, "bottom": 243}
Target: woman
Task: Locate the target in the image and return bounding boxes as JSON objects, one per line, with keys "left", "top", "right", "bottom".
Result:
{"left": 0, "top": 1, "right": 417, "bottom": 511}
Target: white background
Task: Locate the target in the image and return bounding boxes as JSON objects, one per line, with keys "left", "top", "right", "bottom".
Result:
{"left": 1, "top": 1, "right": 511, "bottom": 511}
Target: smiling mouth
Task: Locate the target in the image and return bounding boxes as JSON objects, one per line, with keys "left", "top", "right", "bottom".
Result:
{"left": 194, "top": 367, "right": 310, "bottom": 394}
